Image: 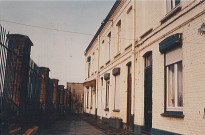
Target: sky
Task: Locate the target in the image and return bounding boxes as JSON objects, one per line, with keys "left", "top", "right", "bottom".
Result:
{"left": 0, "top": 0, "right": 115, "bottom": 86}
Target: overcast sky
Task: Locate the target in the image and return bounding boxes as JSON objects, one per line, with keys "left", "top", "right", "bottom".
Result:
{"left": 0, "top": 0, "right": 115, "bottom": 86}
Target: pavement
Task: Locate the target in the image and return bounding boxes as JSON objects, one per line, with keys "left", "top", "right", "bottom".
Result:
{"left": 37, "top": 113, "right": 144, "bottom": 135}
{"left": 38, "top": 115, "right": 105, "bottom": 135}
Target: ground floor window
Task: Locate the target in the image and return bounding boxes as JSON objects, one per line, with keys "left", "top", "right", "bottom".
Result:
{"left": 114, "top": 75, "right": 120, "bottom": 110}
{"left": 105, "top": 80, "right": 110, "bottom": 109}
{"left": 165, "top": 46, "right": 183, "bottom": 111}
{"left": 166, "top": 61, "right": 183, "bottom": 111}
{"left": 87, "top": 88, "right": 89, "bottom": 108}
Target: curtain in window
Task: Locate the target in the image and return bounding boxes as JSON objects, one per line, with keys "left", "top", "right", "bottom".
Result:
{"left": 177, "top": 62, "right": 183, "bottom": 107}
{"left": 167, "top": 64, "right": 175, "bottom": 107}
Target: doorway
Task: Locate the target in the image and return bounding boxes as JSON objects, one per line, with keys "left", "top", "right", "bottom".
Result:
{"left": 127, "top": 62, "right": 132, "bottom": 127}
{"left": 144, "top": 53, "right": 152, "bottom": 132}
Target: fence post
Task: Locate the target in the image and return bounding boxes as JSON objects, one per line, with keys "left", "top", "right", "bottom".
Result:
{"left": 8, "top": 34, "right": 33, "bottom": 131}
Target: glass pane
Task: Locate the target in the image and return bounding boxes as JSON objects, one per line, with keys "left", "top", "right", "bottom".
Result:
{"left": 175, "top": 0, "right": 180, "bottom": 6}
{"left": 167, "top": 64, "right": 175, "bottom": 107}
{"left": 145, "top": 54, "right": 152, "bottom": 67}
{"left": 177, "top": 62, "right": 183, "bottom": 107}
{"left": 115, "top": 75, "right": 120, "bottom": 110}
{"left": 167, "top": 0, "right": 172, "bottom": 12}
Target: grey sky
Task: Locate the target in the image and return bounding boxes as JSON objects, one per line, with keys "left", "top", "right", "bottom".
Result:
{"left": 0, "top": 0, "right": 115, "bottom": 86}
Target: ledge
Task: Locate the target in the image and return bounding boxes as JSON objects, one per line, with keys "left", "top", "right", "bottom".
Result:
{"left": 112, "top": 109, "right": 120, "bottom": 112}
{"left": 140, "top": 28, "right": 153, "bottom": 39}
{"left": 160, "top": 6, "right": 182, "bottom": 24}
{"left": 104, "top": 108, "right": 109, "bottom": 111}
{"left": 161, "top": 111, "right": 184, "bottom": 118}
{"left": 124, "top": 44, "right": 132, "bottom": 51}
{"left": 114, "top": 52, "right": 121, "bottom": 59}
{"left": 100, "top": 65, "right": 104, "bottom": 70}
{"left": 106, "top": 60, "right": 110, "bottom": 65}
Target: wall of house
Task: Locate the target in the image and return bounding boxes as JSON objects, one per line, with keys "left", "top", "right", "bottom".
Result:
{"left": 84, "top": 0, "right": 205, "bottom": 134}
{"left": 134, "top": 1, "right": 205, "bottom": 134}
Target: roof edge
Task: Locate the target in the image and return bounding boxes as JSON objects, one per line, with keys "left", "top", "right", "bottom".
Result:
{"left": 84, "top": 0, "right": 121, "bottom": 56}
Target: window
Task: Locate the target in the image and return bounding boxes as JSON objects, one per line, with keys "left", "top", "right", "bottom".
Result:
{"left": 88, "top": 62, "right": 90, "bottom": 78}
{"left": 105, "top": 80, "right": 110, "bottom": 109}
{"left": 117, "top": 20, "right": 121, "bottom": 52}
{"left": 167, "top": 0, "right": 180, "bottom": 12}
{"left": 108, "top": 32, "right": 111, "bottom": 60}
{"left": 166, "top": 47, "right": 183, "bottom": 111}
{"left": 126, "top": 6, "right": 132, "bottom": 43}
{"left": 145, "top": 53, "right": 152, "bottom": 67}
{"left": 87, "top": 88, "right": 89, "bottom": 108}
{"left": 91, "top": 86, "right": 93, "bottom": 108}
{"left": 114, "top": 75, "right": 120, "bottom": 110}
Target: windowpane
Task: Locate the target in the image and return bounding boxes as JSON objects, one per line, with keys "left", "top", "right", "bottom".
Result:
{"left": 145, "top": 54, "right": 152, "bottom": 67}
{"left": 106, "top": 80, "right": 110, "bottom": 108}
{"left": 177, "top": 62, "right": 183, "bottom": 107}
{"left": 115, "top": 75, "right": 120, "bottom": 110}
{"left": 167, "top": 64, "right": 175, "bottom": 107}
{"left": 175, "top": 0, "right": 180, "bottom": 6}
{"left": 167, "top": 0, "right": 172, "bottom": 12}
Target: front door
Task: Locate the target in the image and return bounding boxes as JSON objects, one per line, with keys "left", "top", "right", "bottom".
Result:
{"left": 127, "top": 62, "right": 132, "bottom": 127}
{"left": 144, "top": 53, "right": 152, "bottom": 132}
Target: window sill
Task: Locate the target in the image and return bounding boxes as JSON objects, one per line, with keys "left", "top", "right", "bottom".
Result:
{"left": 124, "top": 44, "right": 132, "bottom": 51}
{"left": 106, "top": 60, "right": 110, "bottom": 65}
{"left": 161, "top": 6, "right": 182, "bottom": 24}
{"left": 161, "top": 111, "right": 184, "bottom": 118}
{"left": 104, "top": 108, "right": 109, "bottom": 111}
{"left": 114, "top": 52, "right": 121, "bottom": 59}
{"left": 100, "top": 65, "right": 104, "bottom": 70}
{"left": 112, "top": 109, "right": 120, "bottom": 112}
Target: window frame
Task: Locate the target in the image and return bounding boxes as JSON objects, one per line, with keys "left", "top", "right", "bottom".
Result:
{"left": 108, "top": 32, "right": 111, "bottom": 60}
{"left": 166, "top": 0, "right": 181, "bottom": 13}
{"left": 87, "top": 88, "right": 89, "bottom": 109}
{"left": 117, "top": 20, "right": 121, "bottom": 52}
{"left": 166, "top": 61, "right": 183, "bottom": 112}
{"left": 105, "top": 80, "right": 110, "bottom": 110}
{"left": 114, "top": 75, "right": 120, "bottom": 111}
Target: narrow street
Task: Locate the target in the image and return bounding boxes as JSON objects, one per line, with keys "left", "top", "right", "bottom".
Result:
{"left": 38, "top": 114, "right": 106, "bottom": 135}
{"left": 37, "top": 113, "right": 142, "bottom": 135}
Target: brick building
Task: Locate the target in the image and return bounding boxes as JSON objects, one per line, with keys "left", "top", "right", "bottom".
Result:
{"left": 67, "top": 83, "right": 84, "bottom": 114}
{"left": 84, "top": 0, "right": 205, "bottom": 134}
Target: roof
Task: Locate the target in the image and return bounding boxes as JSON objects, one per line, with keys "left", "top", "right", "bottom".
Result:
{"left": 84, "top": 0, "right": 121, "bottom": 56}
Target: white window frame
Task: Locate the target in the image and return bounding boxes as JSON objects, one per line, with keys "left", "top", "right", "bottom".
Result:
{"left": 114, "top": 75, "right": 120, "bottom": 110}
{"left": 117, "top": 20, "right": 121, "bottom": 52}
{"left": 105, "top": 80, "right": 110, "bottom": 109}
{"left": 166, "top": 52, "right": 183, "bottom": 112}
{"left": 166, "top": 0, "right": 181, "bottom": 13}
{"left": 108, "top": 32, "right": 111, "bottom": 60}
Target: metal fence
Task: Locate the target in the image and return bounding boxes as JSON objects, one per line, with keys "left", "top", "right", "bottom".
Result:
{"left": 0, "top": 25, "right": 68, "bottom": 134}
{"left": 0, "top": 25, "right": 43, "bottom": 134}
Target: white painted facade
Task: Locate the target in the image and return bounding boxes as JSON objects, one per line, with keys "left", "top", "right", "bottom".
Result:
{"left": 84, "top": 0, "right": 205, "bottom": 134}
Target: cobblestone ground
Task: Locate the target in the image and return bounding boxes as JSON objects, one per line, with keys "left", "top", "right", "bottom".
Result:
{"left": 38, "top": 113, "right": 144, "bottom": 135}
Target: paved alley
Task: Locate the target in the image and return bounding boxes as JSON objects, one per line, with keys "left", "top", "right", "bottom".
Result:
{"left": 38, "top": 115, "right": 106, "bottom": 135}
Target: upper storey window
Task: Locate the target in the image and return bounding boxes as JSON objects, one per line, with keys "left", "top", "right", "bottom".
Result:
{"left": 167, "top": 0, "right": 180, "bottom": 12}
{"left": 108, "top": 32, "right": 111, "bottom": 60}
{"left": 117, "top": 20, "right": 121, "bottom": 52}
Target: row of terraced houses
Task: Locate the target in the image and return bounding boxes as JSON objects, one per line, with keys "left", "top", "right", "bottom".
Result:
{"left": 83, "top": 0, "right": 205, "bottom": 134}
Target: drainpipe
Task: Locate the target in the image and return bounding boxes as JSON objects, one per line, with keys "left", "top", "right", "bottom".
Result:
{"left": 97, "top": 35, "right": 100, "bottom": 118}
{"left": 131, "top": 0, "right": 136, "bottom": 124}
